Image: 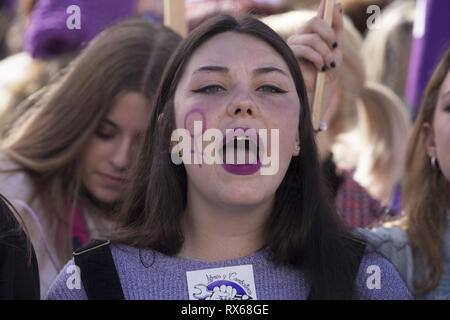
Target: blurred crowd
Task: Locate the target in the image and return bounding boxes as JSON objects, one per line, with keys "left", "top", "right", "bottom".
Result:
{"left": 0, "top": 0, "right": 449, "bottom": 300}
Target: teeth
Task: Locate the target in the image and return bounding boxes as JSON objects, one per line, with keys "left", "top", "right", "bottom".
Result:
{"left": 234, "top": 137, "right": 249, "bottom": 150}
{"left": 223, "top": 136, "right": 258, "bottom": 164}
{"left": 248, "top": 147, "right": 258, "bottom": 164}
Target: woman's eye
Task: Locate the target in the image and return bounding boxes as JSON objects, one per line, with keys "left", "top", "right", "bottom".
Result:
{"left": 192, "top": 85, "right": 225, "bottom": 95}
{"left": 95, "top": 129, "right": 116, "bottom": 140}
{"left": 257, "top": 85, "right": 288, "bottom": 94}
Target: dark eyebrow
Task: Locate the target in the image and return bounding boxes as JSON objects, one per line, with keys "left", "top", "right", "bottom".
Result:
{"left": 193, "top": 65, "right": 229, "bottom": 75}
{"left": 441, "top": 91, "right": 450, "bottom": 100}
{"left": 253, "top": 66, "right": 289, "bottom": 77}
{"left": 101, "top": 118, "right": 118, "bottom": 128}
{"left": 192, "top": 65, "right": 289, "bottom": 78}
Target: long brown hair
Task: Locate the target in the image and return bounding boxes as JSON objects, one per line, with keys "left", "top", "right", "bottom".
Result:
{"left": 402, "top": 47, "right": 450, "bottom": 295}
{"left": 0, "top": 19, "right": 182, "bottom": 262}
{"left": 115, "top": 14, "right": 366, "bottom": 299}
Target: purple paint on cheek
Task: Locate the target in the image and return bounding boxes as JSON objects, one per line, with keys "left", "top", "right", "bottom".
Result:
{"left": 184, "top": 109, "right": 207, "bottom": 168}
{"left": 184, "top": 108, "right": 207, "bottom": 137}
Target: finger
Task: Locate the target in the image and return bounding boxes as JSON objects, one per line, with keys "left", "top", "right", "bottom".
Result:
{"left": 290, "top": 37, "right": 336, "bottom": 70}
{"left": 226, "top": 285, "right": 233, "bottom": 296}
{"left": 295, "top": 17, "right": 337, "bottom": 50}
{"left": 299, "top": 33, "right": 336, "bottom": 69}
{"left": 317, "top": 0, "right": 326, "bottom": 19}
{"left": 332, "top": 2, "right": 344, "bottom": 44}
{"left": 289, "top": 44, "right": 326, "bottom": 72}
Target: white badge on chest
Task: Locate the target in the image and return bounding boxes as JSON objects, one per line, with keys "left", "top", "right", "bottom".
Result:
{"left": 186, "top": 264, "right": 257, "bottom": 300}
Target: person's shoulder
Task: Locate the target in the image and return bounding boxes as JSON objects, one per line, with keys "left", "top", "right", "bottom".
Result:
{"left": 47, "top": 240, "right": 129, "bottom": 300}
{"left": 355, "top": 224, "right": 411, "bottom": 253}
{"left": 46, "top": 257, "right": 87, "bottom": 300}
{"left": 47, "top": 240, "right": 122, "bottom": 300}
{"left": 355, "top": 225, "right": 415, "bottom": 289}
{"left": 355, "top": 248, "right": 413, "bottom": 300}
{"left": 0, "top": 150, "right": 34, "bottom": 200}
{"left": 72, "top": 240, "right": 139, "bottom": 269}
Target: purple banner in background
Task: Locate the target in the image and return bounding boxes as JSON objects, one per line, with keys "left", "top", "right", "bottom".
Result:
{"left": 405, "top": 0, "right": 450, "bottom": 118}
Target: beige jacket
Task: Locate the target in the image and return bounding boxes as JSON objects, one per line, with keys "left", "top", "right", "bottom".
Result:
{"left": 0, "top": 151, "right": 115, "bottom": 298}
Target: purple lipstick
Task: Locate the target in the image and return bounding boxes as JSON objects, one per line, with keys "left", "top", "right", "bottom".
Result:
{"left": 221, "top": 128, "right": 262, "bottom": 176}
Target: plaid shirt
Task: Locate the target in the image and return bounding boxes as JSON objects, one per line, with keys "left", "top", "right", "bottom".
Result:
{"left": 322, "top": 155, "right": 394, "bottom": 228}
{"left": 335, "top": 169, "right": 386, "bottom": 228}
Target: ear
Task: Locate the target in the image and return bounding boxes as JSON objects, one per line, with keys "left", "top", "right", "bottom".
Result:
{"left": 422, "top": 122, "right": 437, "bottom": 158}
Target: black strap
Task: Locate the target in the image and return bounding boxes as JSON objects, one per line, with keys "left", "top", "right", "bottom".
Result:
{"left": 307, "top": 240, "right": 366, "bottom": 300}
{"left": 73, "top": 240, "right": 125, "bottom": 300}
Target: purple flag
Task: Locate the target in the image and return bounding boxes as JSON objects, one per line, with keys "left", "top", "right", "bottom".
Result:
{"left": 405, "top": 0, "right": 450, "bottom": 117}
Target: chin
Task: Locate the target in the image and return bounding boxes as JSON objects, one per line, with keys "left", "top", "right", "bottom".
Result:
{"left": 91, "top": 189, "right": 121, "bottom": 205}
{"left": 219, "top": 188, "right": 270, "bottom": 208}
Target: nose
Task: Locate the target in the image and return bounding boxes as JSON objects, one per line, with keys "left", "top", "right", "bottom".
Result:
{"left": 227, "top": 90, "right": 258, "bottom": 118}
{"left": 110, "top": 138, "right": 131, "bottom": 171}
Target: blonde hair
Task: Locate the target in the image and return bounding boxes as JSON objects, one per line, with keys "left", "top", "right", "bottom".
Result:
{"left": 361, "top": 0, "right": 416, "bottom": 101}
{"left": 283, "top": 0, "right": 320, "bottom": 10}
{"left": 263, "top": 10, "right": 412, "bottom": 206}
{"left": 352, "top": 82, "right": 411, "bottom": 203}
{"left": 401, "top": 48, "right": 450, "bottom": 296}
{"left": 0, "top": 52, "right": 74, "bottom": 138}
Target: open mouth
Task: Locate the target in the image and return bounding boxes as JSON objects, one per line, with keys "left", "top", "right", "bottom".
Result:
{"left": 220, "top": 129, "right": 262, "bottom": 175}
{"left": 222, "top": 136, "right": 259, "bottom": 164}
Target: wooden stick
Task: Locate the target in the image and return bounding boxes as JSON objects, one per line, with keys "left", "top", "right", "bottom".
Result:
{"left": 164, "top": 0, "right": 188, "bottom": 37}
{"left": 312, "top": 0, "right": 335, "bottom": 131}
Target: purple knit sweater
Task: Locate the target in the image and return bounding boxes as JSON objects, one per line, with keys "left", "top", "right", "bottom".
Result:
{"left": 46, "top": 244, "right": 413, "bottom": 300}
